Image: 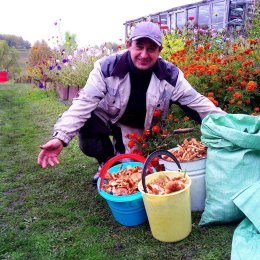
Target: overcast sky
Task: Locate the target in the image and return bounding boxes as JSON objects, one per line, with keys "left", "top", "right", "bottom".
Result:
{"left": 1, "top": 0, "right": 199, "bottom": 47}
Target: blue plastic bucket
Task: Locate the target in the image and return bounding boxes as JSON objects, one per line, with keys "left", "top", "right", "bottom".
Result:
{"left": 97, "top": 161, "right": 148, "bottom": 226}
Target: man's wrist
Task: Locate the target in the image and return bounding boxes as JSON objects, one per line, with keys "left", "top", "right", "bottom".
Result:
{"left": 54, "top": 138, "right": 66, "bottom": 147}
{"left": 52, "top": 132, "right": 69, "bottom": 147}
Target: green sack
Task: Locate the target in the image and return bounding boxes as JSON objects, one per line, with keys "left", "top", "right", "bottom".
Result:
{"left": 231, "top": 219, "right": 260, "bottom": 260}
{"left": 199, "top": 114, "right": 260, "bottom": 225}
{"left": 233, "top": 181, "right": 260, "bottom": 231}
{"left": 231, "top": 181, "right": 260, "bottom": 260}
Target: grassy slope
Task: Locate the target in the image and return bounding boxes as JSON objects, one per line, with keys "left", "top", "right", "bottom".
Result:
{"left": 18, "top": 49, "right": 29, "bottom": 70}
{"left": 17, "top": 49, "right": 30, "bottom": 80}
{"left": 0, "top": 83, "right": 236, "bottom": 260}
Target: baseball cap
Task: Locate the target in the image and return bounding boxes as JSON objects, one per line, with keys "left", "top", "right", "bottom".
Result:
{"left": 130, "top": 21, "right": 162, "bottom": 47}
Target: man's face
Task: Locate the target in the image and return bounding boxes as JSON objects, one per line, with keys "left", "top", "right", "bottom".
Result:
{"left": 129, "top": 38, "right": 161, "bottom": 70}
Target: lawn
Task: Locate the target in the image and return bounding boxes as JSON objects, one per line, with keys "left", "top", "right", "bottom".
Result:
{"left": 0, "top": 83, "right": 237, "bottom": 260}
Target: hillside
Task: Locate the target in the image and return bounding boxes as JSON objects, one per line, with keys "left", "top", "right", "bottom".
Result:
{"left": 18, "top": 49, "right": 29, "bottom": 71}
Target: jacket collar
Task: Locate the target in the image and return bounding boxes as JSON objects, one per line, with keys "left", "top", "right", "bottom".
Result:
{"left": 111, "top": 51, "right": 130, "bottom": 78}
{"left": 111, "top": 50, "right": 170, "bottom": 80}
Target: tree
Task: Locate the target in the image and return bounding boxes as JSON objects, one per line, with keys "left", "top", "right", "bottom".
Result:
{"left": 6, "top": 47, "right": 21, "bottom": 77}
{"left": 0, "top": 40, "right": 21, "bottom": 78}
{"left": 0, "top": 40, "right": 10, "bottom": 70}
{"left": 26, "top": 40, "right": 53, "bottom": 85}
{"left": 27, "top": 40, "right": 53, "bottom": 67}
{"left": 0, "top": 34, "right": 31, "bottom": 49}
{"left": 64, "top": 31, "right": 77, "bottom": 50}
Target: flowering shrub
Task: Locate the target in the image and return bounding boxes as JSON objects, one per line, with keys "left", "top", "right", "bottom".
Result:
{"left": 47, "top": 48, "right": 97, "bottom": 88}
{"left": 46, "top": 20, "right": 99, "bottom": 88}
{"left": 26, "top": 41, "right": 53, "bottom": 88}
{"left": 26, "top": 20, "right": 100, "bottom": 89}
{"left": 166, "top": 36, "right": 259, "bottom": 115}
{"left": 161, "top": 13, "right": 259, "bottom": 116}
{"left": 126, "top": 109, "right": 200, "bottom": 169}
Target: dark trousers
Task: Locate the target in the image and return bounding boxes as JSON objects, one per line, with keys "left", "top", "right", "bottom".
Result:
{"left": 78, "top": 113, "right": 125, "bottom": 164}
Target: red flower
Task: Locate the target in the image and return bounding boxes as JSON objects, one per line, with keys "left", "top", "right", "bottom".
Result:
{"left": 129, "top": 132, "right": 138, "bottom": 139}
{"left": 152, "top": 125, "right": 160, "bottom": 133}
{"left": 240, "top": 81, "right": 247, "bottom": 88}
{"left": 233, "top": 92, "right": 241, "bottom": 99}
{"left": 141, "top": 143, "right": 148, "bottom": 149}
{"left": 247, "top": 39, "right": 258, "bottom": 45}
{"left": 167, "top": 114, "right": 174, "bottom": 120}
{"left": 207, "top": 96, "right": 213, "bottom": 102}
{"left": 185, "top": 40, "right": 192, "bottom": 45}
{"left": 132, "top": 149, "right": 143, "bottom": 156}
{"left": 137, "top": 135, "right": 143, "bottom": 142}
{"left": 223, "top": 76, "right": 230, "bottom": 81}
{"left": 128, "top": 140, "right": 135, "bottom": 148}
{"left": 188, "top": 16, "right": 194, "bottom": 21}
{"left": 244, "top": 48, "right": 253, "bottom": 55}
{"left": 242, "top": 60, "right": 253, "bottom": 66}
{"left": 247, "top": 81, "right": 257, "bottom": 91}
{"left": 153, "top": 109, "right": 162, "bottom": 117}
{"left": 213, "top": 99, "right": 219, "bottom": 106}
{"left": 227, "top": 86, "right": 234, "bottom": 92}
{"left": 143, "top": 129, "right": 151, "bottom": 136}
{"left": 160, "top": 25, "right": 169, "bottom": 30}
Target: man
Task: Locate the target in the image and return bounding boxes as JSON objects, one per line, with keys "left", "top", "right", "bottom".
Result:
{"left": 37, "top": 21, "right": 223, "bottom": 183}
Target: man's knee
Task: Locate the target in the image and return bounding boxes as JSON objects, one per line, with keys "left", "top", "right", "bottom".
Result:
{"left": 79, "top": 135, "right": 115, "bottom": 163}
{"left": 78, "top": 113, "right": 126, "bottom": 162}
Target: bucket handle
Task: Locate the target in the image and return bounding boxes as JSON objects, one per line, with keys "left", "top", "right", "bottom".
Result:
{"left": 141, "top": 149, "right": 182, "bottom": 193}
{"left": 98, "top": 153, "right": 155, "bottom": 189}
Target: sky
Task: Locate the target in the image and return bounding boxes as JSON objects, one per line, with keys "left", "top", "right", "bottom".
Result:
{"left": 0, "top": 0, "right": 200, "bottom": 48}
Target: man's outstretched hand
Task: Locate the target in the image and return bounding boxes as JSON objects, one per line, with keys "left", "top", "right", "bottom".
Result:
{"left": 37, "top": 138, "right": 64, "bottom": 168}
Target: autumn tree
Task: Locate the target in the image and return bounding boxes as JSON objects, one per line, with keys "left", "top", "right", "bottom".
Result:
{"left": 26, "top": 40, "right": 53, "bottom": 84}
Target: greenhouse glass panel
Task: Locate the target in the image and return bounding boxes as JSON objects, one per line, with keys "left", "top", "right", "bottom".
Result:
{"left": 198, "top": 5, "right": 210, "bottom": 28}
{"left": 176, "top": 11, "right": 186, "bottom": 29}
{"left": 212, "top": 2, "right": 225, "bottom": 23}
{"left": 160, "top": 14, "right": 168, "bottom": 25}
{"left": 150, "top": 16, "right": 159, "bottom": 23}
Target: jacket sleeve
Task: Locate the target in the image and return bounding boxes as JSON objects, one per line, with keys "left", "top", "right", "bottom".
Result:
{"left": 171, "top": 69, "right": 225, "bottom": 120}
{"left": 53, "top": 59, "right": 107, "bottom": 145}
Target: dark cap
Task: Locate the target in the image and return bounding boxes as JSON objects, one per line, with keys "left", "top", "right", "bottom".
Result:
{"left": 130, "top": 21, "right": 162, "bottom": 47}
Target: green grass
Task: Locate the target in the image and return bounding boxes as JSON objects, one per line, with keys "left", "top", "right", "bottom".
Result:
{"left": 0, "top": 83, "right": 236, "bottom": 260}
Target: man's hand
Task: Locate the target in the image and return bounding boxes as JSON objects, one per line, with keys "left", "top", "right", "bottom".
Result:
{"left": 37, "top": 138, "right": 64, "bottom": 168}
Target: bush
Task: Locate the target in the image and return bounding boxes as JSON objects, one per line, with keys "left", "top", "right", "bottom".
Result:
{"left": 164, "top": 35, "right": 259, "bottom": 115}
{"left": 47, "top": 48, "right": 97, "bottom": 88}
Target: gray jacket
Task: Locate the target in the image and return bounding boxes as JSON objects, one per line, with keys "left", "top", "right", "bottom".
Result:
{"left": 53, "top": 50, "right": 223, "bottom": 145}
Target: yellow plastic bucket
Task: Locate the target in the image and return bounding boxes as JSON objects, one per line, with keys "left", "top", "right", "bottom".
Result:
{"left": 138, "top": 150, "right": 192, "bottom": 242}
